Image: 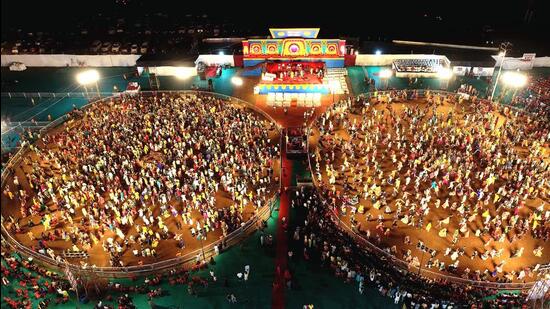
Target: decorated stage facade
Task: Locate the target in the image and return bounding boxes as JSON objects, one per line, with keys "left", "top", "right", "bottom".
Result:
{"left": 244, "top": 28, "right": 346, "bottom": 94}
{"left": 243, "top": 28, "right": 345, "bottom": 69}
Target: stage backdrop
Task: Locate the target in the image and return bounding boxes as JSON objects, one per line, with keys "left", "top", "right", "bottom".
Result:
{"left": 242, "top": 38, "right": 346, "bottom": 68}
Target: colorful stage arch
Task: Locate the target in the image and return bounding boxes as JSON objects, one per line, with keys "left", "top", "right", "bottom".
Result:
{"left": 242, "top": 28, "right": 346, "bottom": 69}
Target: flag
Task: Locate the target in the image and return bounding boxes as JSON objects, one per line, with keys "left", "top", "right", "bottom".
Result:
{"left": 482, "top": 210, "right": 490, "bottom": 218}
{"left": 426, "top": 222, "right": 432, "bottom": 232}
{"left": 439, "top": 228, "right": 447, "bottom": 237}
{"left": 441, "top": 217, "right": 450, "bottom": 225}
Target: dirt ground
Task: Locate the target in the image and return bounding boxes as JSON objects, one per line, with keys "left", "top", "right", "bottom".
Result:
{"left": 308, "top": 97, "right": 549, "bottom": 283}
{"left": 1, "top": 101, "right": 281, "bottom": 268}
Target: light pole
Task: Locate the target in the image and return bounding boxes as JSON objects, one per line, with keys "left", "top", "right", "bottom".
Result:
{"left": 490, "top": 51, "right": 506, "bottom": 101}
{"left": 490, "top": 43, "right": 512, "bottom": 101}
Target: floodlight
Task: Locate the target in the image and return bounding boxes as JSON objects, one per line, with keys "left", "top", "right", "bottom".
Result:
{"left": 437, "top": 67, "right": 453, "bottom": 79}
{"left": 231, "top": 76, "right": 243, "bottom": 86}
{"left": 76, "top": 70, "right": 100, "bottom": 85}
{"left": 501, "top": 71, "right": 527, "bottom": 88}
{"left": 375, "top": 50, "right": 382, "bottom": 55}
{"left": 379, "top": 69, "right": 392, "bottom": 79}
{"left": 218, "top": 51, "right": 225, "bottom": 56}
{"left": 175, "top": 67, "right": 194, "bottom": 79}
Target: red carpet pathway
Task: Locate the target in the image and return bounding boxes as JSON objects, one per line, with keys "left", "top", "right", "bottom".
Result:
{"left": 272, "top": 138, "right": 292, "bottom": 309}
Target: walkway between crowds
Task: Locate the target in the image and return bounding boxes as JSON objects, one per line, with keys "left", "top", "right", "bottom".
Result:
{"left": 272, "top": 137, "right": 293, "bottom": 309}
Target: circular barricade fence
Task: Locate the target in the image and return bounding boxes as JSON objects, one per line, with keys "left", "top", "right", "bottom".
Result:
{"left": 1, "top": 90, "right": 281, "bottom": 278}
{"left": 307, "top": 89, "right": 538, "bottom": 291}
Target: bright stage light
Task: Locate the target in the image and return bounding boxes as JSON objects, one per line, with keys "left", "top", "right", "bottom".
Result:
{"left": 218, "top": 51, "right": 225, "bottom": 56}
{"left": 375, "top": 50, "right": 382, "bottom": 55}
{"left": 437, "top": 67, "right": 453, "bottom": 79}
{"left": 379, "top": 69, "right": 392, "bottom": 79}
{"left": 76, "top": 70, "right": 100, "bottom": 85}
{"left": 501, "top": 71, "right": 527, "bottom": 88}
{"left": 175, "top": 67, "right": 194, "bottom": 79}
{"left": 231, "top": 76, "right": 243, "bottom": 86}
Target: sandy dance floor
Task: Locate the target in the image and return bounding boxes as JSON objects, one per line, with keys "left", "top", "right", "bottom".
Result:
{"left": 1, "top": 95, "right": 281, "bottom": 268}
{"left": 308, "top": 95, "right": 549, "bottom": 283}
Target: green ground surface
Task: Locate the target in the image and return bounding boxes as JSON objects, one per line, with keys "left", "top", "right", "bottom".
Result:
{"left": 1, "top": 67, "right": 237, "bottom": 149}
{"left": 285, "top": 159, "right": 399, "bottom": 309}
{"left": 1, "top": 67, "right": 237, "bottom": 122}
{"left": 2, "top": 201, "right": 278, "bottom": 309}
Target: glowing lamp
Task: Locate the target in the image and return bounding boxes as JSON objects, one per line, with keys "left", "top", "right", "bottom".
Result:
{"left": 379, "top": 69, "right": 392, "bottom": 79}
{"left": 76, "top": 70, "right": 100, "bottom": 85}
{"left": 501, "top": 71, "right": 527, "bottom": 88}
{"left": 231, "top": 77, "right": 243, "bottom": 86}
{"left": 175, "top": 67, "right": 194, "bottom": 79}
{"left": 437, "top": 67, "right": 453, "bottom": 80}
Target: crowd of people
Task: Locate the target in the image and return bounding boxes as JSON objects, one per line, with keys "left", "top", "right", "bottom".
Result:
{"left": 264, "top": 62, "right": 325, "bottom": 83}
{"left": 509, "top": 76, "right": 550, "bottom": 115}
{"left": 2, "top": 92, "right": 279, "bottom": 268}
{"left": 1, "top": 243, "right": 237, "bottom": 308}
{"left": 2, "top": 70, "right": 549, "bottom": 307}
{"left": 310, "top": 93, "right": 549, "bottom": 284}
{"left": 288, "top": 186, "right": 531, "bottom": 307}
{"left": 1, "top": 249, "right": 71, "bottom": 308}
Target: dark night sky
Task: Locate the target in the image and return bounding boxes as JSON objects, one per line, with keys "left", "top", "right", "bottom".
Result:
{"left": 2, "top": 0, "right": 549, "bottom": 52}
